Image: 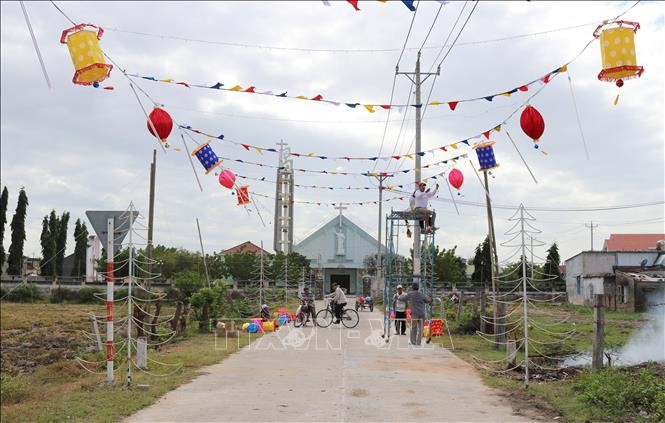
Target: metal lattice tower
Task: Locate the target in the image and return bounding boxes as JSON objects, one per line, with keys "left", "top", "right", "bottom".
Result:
{"left": 382, "top": 209, "right": 437, "bottom": 341}
{"left": 273, "top": 141, "right": 294, "bottom": 254}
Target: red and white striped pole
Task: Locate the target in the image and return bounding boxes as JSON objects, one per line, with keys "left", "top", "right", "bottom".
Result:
{"left": 106, "top": 217, "right": 115, "bottom": 383}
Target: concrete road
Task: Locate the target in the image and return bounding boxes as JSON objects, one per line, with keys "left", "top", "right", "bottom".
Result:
{"left": 128, "top": 307, "right": 536, "bottom": 422}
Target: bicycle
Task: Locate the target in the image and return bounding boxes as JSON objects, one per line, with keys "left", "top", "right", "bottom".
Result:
{"left": 294, "top": 302, "right": 317, "bottom": 328}
{"left": 316, "top": 298, "right": 359, "bottom": 329}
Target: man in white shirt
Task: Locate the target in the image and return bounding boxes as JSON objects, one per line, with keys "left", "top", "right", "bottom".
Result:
{"left": 330, "top": 283, "right": 348, "bottom": 324}
{"left": 412, "top": 182, "right": 438, "bottom": 234}
{"left": 392, "top": 285, "right": 408, "bottom": 335}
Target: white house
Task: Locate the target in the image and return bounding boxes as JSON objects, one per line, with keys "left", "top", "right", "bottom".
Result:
{"left": 565, "top": 250, "right": 660, "bottom": 305}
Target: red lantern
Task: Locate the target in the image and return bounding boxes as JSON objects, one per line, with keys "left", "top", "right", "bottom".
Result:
{"left": 520, "top": 105, "right": 545, "bottom": 142}
{"left": 147, "top": 107, "right": 173, "bottom": 146}
{"left": 448, "top": 168, "right": 464, "bottom": 190}
{"left": 218, "top": 169, "right": 236, "bottom": 189}
{"left": 236, "top": 186, "right": 250, "bottom": 206}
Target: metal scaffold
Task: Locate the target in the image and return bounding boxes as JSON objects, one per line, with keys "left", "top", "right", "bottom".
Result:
{"left": 382, "top": 209, "right": 437, "bottom": 342}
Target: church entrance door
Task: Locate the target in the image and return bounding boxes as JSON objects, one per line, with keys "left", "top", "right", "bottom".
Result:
{"left": 330, "top": 274, "right": 351, "bottom": 294}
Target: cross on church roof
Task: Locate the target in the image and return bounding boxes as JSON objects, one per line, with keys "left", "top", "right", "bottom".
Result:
{"left": 334, "top": 203, "right": 347, "bottom": 229}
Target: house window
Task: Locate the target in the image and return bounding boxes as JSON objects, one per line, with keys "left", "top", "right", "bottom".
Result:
{"left": 587, "top": 283, "right": 594, "bottom": 299}
{"left": 576, "top": 276, "right": 581, "bottom": 295}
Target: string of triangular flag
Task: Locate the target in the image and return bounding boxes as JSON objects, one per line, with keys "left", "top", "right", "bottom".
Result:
{"left": 322, "top": 0, "right": 448, "bottom": 12}
{"left": 236, "top": 166, "right": 451, "bottom": 191}
{"left": 180, "top": 122, "right": 500, "bottom": 161}
{"left": 250, "top": 191, "right": 407, "bottom": 207}
{"left": 177, "top": 135, "right": 471, "bottom": 177}
{"left": 127, "top": 64, "right": 567, "bottom": 114}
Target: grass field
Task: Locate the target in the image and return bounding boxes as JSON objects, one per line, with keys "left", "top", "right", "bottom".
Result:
{"left": 431, "top": 301, "right": 665, "bottom": 422}
{"left": 0, "top": 302, "right": 264, "bottom": 422}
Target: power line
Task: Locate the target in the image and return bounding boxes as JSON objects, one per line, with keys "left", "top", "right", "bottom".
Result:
{"left": 391, "top": 0, "right": 477, "bottom": 174}
{"left": 396, "top": 0, "right": 420, "bottom": 67}
{"left": 372, "top": 0, "right": 420, "bottom": 172}
{"left": 100, "top": 21, "right": 602, "bottom": 54}
{"left": 419, "top": 2, "right": 444, "bottom": 53}
{"left": 387, "top": 187, "right": 664, "bottom": 212}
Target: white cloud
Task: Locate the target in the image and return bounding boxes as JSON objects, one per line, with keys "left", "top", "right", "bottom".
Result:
{"left": 1, "top": 1, "right": 663, "bottom": 266}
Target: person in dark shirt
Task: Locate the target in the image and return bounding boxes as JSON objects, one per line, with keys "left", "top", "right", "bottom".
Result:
{"left": 406, "top": 283, "right": 432, "bottom": 346}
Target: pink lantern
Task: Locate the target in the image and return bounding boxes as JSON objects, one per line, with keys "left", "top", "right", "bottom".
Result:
{"left": 448, "top": 168, "right": 464, "bottom": 190}
{"left": 218, "top": 169, "right": 236, "bottom": 189}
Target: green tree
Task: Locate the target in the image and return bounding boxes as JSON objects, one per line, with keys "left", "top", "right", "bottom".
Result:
{"left": 190, "top": 287, "right": 216, "bottom": 331}
{"left": 543, "top": 242, "right": 563, "bottom": 290}
{"left": 96, "top": 247, "right": 130, "bottom": 278}
{"left": 71, "top": 219, "right": 89, "bottom": 277}
{"left": 39, "top": 215, "right": 55, "bottom": 276}
{"left": 55, "top": 212, "right": 70, "bottom": 276}
{"left": 225, "top": 252, "right": 260, "bottom": 282}
{"left": 270, "top": 252, "right": 311, "bottom": 283}
{"left": 471, "top": 236, "right": 492, "bottom": 288}
{"left": 0, "top": 186, "right": 8, "bottom": 268}
{"left": 47, "top": 210, "right": 59, "bottom": 277}
{"left": 151, "top": 245, "right": 200, "bottom": 279}
{"left": 435, "top": 245, "right": 467, "bottom": 286}
{"left": 7, "top": 188, "right": 28, "bottom": 275}
{"left": 206, "top": 251, "right": 229, "bottom": 281}
{"left": 173, "top": 270, "right": 205, "bottom": 298}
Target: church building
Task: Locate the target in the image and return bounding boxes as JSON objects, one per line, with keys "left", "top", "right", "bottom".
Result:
{"left": 294, "top": 208, "right": 381, "bottom": 295}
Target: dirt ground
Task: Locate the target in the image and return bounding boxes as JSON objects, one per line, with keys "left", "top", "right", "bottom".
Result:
{"left": 0, "top": 303, "right": 101, "bottom": 375}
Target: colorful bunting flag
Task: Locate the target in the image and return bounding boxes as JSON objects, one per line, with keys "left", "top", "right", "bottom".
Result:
{"left": 401, "top": 0, "right": 416, "bottom": 11}
{"left": 129, "top": 63, "right": 568, "bottom": 114}
{"left": 347, "top": 0, "right": 359, "bottom": 10}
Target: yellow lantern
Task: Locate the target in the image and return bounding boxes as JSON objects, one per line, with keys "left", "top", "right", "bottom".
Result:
{"left": 594, "top": 20, "right": 644, "bottom": 87}
{"left": 60, "top": 24, "right": 113, "bottom": 86}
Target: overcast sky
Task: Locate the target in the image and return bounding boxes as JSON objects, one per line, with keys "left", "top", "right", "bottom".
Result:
{"left": 1, "top": 1, "right": 663, "bottom": 266}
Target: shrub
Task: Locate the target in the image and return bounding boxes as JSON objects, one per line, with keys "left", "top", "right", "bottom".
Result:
{"left": 51, "top": 287, "right": 103, "bottom": 303}
{"left": 50, "top": 287, "right": 78, "bottom": 303}
{"left": 75, "top": 287, "right": 104, "bottom": 303}
{"left": 5, "top": 283, "right": 43, "bottom": 302}
{"left": 573, "top": 364, "right": 665, "bottom": 421}
{"left": 453, "top": 305, "right": 480, "bottom": 334}
{"left": 0, "top": 374, "right": 28, "bottom": 404}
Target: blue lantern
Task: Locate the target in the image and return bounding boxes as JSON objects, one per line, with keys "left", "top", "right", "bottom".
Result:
{"left": 191, "top": 141, "right": 222, "bottom": 174}
{"left": 475, "top": 141, "right": 499, "bottom": 172}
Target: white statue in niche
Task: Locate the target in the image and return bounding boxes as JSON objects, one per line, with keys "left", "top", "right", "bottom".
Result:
{"left": 335, "top": 230, "right": 346, "bottom": 256}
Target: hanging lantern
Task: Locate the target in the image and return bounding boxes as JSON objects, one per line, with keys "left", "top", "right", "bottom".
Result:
{"left": 520, "top": 105, "right": 545, "bottom": 148}
{"left": 593, "top": 20, "right": 644, "bottom": 87}
{"left": 191, "top": 141, "right": 222, "bottom": 175}
{"left": 147, "top": 107, "right": 173, "bottom": 147}
{"left": 448, "top": 168, "right": 464, "bottom": 190}
{"left": 60, "top": 24, "right": 113, "bottom": 85}
{"left": 218, "top": 169, "right": 236, "bottom": 189}
{"left": 236, "top": 185, "right": 250, "bottom": 206}
{"left": 475, "top": 141, "right": 499, "bottom": 172}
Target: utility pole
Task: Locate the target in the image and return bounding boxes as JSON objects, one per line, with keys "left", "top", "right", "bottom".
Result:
{"left": 147, "top": 149, "right": 156, "bottom": 291}
{"left": 397, "top": 52, "right": 439, "bottom": 277}
{"left": 585, "top": 221, "right": 598, "bottom": 251}
{"left": 259, "top": 241, "right": 265, "bottom": 307}
{"left": 127, "top": 203, "right": 135, "bottom": 387}
{"left": 483, "top": 171, "right": 501, "bottom": 347}
{"left": 519, "top": 205, "right": 530, "bottom": 388}
{"left": 196, "top": 218, "right": 210, "bottom": 288}
{"left": 375, "top": 175, "right": 389, "bottom": 293}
